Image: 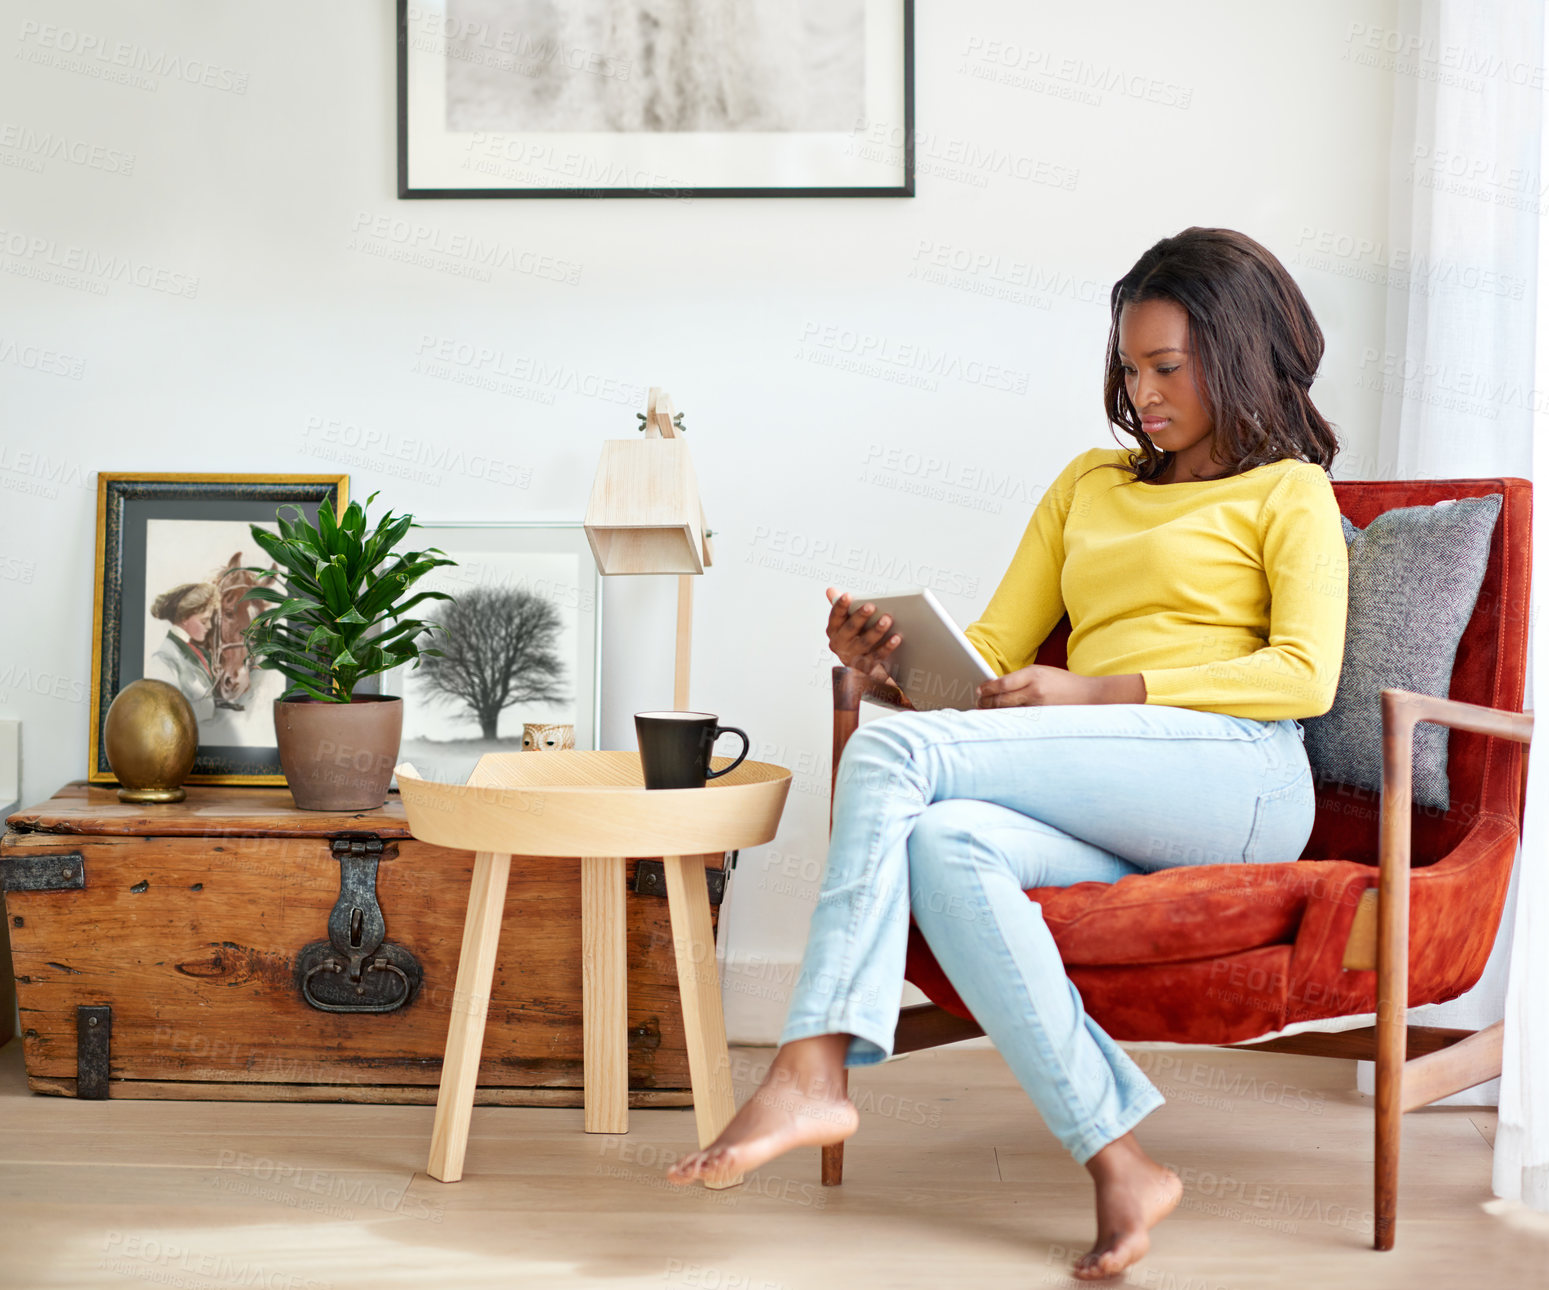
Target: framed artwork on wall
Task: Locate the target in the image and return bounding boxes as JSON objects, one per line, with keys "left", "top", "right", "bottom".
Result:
{"left": 89, "top": 473, "right": 350, "bottom": 787}
{"left": 378, "top": 522, "right": 602, "bottom": 786}
{"left": 397, "top": 0, "right": 914, "bottom": 198}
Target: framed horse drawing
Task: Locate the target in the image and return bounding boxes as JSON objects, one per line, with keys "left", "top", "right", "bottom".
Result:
{"left": 89, "top": 473, "right": 350, "bottom": 787}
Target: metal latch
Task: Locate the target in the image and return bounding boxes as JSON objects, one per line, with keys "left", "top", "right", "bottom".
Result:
{"left": 632, "top": 855, "right": 729, "bottom": 906}
{"left": 296, "top": 836, "right": 422, "bottom": 1013}
{"left": 2, "top": 851, "right": 85, "bottom": 891}
{"left": 77, "top": 1004, "right": 111, "bottom": 1099}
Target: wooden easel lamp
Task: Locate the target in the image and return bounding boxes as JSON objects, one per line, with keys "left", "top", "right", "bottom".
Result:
{"left": 583, "top": 388, "right": 714, "bottom": 709}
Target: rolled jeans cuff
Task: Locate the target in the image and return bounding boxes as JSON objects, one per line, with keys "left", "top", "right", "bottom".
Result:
{"left": 1066, "top": 1084, "right": 1168, "bottom": 1166}
{"left": 778, "top": 1003, "right": 897, "bottom": 1069}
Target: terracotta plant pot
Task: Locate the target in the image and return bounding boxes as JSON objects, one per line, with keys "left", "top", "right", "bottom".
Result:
{"left": 273, "top": 695, "right": 404, "bottom": 811}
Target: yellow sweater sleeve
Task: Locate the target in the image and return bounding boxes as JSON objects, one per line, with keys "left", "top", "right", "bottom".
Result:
{"left": 1139, "top": 464, "right": 1349, "bottom": 720}
{"left": 963, "top": 449, "right": 1096, "bottom": 676}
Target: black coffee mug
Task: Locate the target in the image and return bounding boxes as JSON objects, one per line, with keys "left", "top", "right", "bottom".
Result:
{"left": 634, "top": 711, "right": 750, "bottom": 790}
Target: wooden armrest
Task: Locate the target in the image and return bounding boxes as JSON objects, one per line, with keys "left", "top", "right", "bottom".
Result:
{"left": 1380, "top": 688, "right": 1533, "bottom": 746}
{"left": 832, "top": 665, "right": 915, "bottom": 714}
{"left": 1375, "top": 688, "right": 1533, "bottom": 910}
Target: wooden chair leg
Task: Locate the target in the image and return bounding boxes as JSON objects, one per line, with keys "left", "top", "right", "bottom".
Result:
{"left": 1374, "top": 1019, "right": 1403, "bottom": 1250}
{"left": 427, "top": 849, "right": 512, "bottom": 1183}
{"left": 662, "top": 852, "right": 742, "bottom": 1189}
{"left": 821, "top": 1070, "right": 848, "bottom": 1186}
{"left": 1373, "top": 689, "right": 1416, "bottom": 1251}
{"left": 581, "top": 854, "right": 629, "bottom": 1135}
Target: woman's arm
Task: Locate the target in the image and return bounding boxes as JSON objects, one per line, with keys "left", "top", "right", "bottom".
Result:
{"left": 963, "top": 448, "right": 1103, "bottom": 675}
{"left": 1134, "top": 464, "right": 1348, "bottom": 720}
{"left": 977, "top": 666, "right": 1145, "bottom": 707}
{"left": 976, "top": 463, "right": 1345, "bottom": 714}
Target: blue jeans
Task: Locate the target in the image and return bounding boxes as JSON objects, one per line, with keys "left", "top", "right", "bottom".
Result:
{"left": 778, "top": 702, "right": 1314, "bottom": 1165}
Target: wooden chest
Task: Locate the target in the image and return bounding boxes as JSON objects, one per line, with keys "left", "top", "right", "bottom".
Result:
{"left": 1, "top": 782, "right": 727, "bottom": 1104}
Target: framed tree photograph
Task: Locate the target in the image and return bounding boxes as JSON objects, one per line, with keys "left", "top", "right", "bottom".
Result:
{"left": 379, "top": 522, "right": 602, "bottom": 786}
{"left": 89, "top": 473, "right": 350, "bottom": 787}
{"left": 397, "top": 0, "right": 914, "bottom": 198}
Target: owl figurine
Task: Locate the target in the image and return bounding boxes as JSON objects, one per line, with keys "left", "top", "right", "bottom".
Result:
{"left": 522, "top": 722, "right": 575, "bottom": 752}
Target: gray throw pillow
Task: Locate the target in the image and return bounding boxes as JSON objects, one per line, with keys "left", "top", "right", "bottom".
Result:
{"left": 1302, "top": 494, "right": 1502, "bottom": 811}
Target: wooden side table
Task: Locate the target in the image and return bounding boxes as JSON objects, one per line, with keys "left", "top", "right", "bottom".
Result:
{"left": 396, "top": 751, "right": 791, "bottom": 1190}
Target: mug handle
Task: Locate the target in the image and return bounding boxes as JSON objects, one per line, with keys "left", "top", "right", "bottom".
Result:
{"left": 704, "top": 725, "right": 750, "bottom": 780}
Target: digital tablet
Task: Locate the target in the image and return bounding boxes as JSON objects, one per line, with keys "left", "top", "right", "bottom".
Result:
{"left": 854, "top": 588, "right": 996, "bottom": 711}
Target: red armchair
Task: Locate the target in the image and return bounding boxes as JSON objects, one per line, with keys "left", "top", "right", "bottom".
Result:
{"left": 821, "top": 473, "right": 1534, "bottom": 1252}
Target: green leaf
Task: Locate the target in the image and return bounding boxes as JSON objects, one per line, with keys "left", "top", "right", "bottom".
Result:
{"left": 357, "top": 565, "right": 455, "bottom": 621}
{"left": 243, "top": 607, "right": 292, "bottom": 633}
{"left": 384, "top": 589, "right": 454, "bottom": 619}
{"left": 280, "top": 677, "right": 344, "bottom": 703}
{"left": 316, "top": 559, "right": 350, "bottom": 614}
{"left": 249, "top": 534, "right": 328, "bottom": 587}
{"left": 339, "top": 498, "right": 367, "bottom": 538}
{"left": 365, "top": 617, "right": 429, "bottom": 650}
{"left": 317, "top": 500, "right": 340, "bottom": 556}
{"left": 237, "top": 585, "right": 288, "bottom": 606}
{"left": 361, "top": 513, "right": 414, "bottom": 574}
{"left": 245, "top": 600, "right": 326, "bottom": 632}
{"left": 256, "top": 644, "right": 333, "bottom": 676}
{"left": 304, "top": 624, "right": 339, "bottom": 651}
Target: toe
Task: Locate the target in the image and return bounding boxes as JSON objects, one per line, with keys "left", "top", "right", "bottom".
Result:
{"left": 700, "top": 1148, "right": 737, "bottom": 1180}
{"left": 667, "top": 1152, "right": 704, "bottom": 1179}
{"left": 1096, "top": 1237, "right": 1143, "bottom": 1278}
{"left": 1072, "top": 1243, "right": 1123, "bottom": 1281}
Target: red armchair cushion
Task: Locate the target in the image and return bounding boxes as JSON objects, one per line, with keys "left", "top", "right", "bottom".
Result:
{"left": 992, "top": 859, "right": 1376, "bottom": 967}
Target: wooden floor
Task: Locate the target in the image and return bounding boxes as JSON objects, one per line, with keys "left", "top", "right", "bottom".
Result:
{"left": 1, "top": 1037, "right": 1544, "bottom": 1290}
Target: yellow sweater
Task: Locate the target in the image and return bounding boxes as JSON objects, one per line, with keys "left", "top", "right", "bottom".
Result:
{"left": 963, "top": 447, "right": 1349, "bottom": 721}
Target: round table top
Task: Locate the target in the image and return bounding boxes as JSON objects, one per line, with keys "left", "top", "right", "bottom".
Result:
{"left": 394, "top": 751, "right": 792, "bottom": 858}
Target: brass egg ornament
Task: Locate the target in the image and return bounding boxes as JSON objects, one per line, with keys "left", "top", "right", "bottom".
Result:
{"left": 103, "top": 678, "right": 199, "bottom": 803}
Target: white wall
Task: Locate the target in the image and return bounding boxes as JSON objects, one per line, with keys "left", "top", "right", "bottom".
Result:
{"left": 0, "top": 1, "right": 1398, "bottom": 1039}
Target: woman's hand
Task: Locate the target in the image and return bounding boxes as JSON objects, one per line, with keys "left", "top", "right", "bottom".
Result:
{"left": 825, "top": 587, "right": 902, "bottom": 686}
{"left": 976, "top": 665, "right": 1114, "bottom": 709}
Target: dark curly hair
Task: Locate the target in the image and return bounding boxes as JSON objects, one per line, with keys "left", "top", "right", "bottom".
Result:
{"left": 1096, "top": 228, "right": 1340, "bottom": 484}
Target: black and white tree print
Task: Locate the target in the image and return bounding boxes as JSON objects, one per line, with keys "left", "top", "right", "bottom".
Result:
{"left": 417, "top": 586, "right": 569, "bottom": 739}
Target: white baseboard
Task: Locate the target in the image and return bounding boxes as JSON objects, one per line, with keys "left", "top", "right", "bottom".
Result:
{"left": 718, "top": 955, "right": 798, "bottom": 1045}
{"left": 717, "top": 956, "right": 990, "bottom": 1048}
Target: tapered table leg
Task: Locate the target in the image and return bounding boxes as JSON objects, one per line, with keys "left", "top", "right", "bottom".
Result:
{"left": 428, "top": 849, "right": 512, "bottom": 1182}
{"left": 662, "top": 852, "right": 741, "bottom": 1189}
{"left": 582, "top": 855, "right": 629, "bottom": 1134}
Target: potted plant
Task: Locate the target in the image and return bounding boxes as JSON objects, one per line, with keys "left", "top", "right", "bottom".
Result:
{"left": 240, "top": 491, "right": 456, "bottom": 810}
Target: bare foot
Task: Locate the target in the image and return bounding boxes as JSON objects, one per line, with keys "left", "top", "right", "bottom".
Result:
{"left": 667, "top": 1037, "right": 859, "bottom": 1187}
{"left": 1072, "top": 1134, "right": 1182, "bottom": 1281}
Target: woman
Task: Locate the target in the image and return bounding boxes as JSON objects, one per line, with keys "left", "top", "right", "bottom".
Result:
{"left": 145, "top": 581, "right": 221, "bottom": 722}
{"left": 667, "top": 228, "right": 1348, "bottom": 1280}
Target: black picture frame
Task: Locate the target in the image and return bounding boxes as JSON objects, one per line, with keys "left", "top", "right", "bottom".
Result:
{"left": 396, "top": 0, "right": 914, "bottom": 199}
{"left": 89, "top": 473, "right": 351, "bottom": 786}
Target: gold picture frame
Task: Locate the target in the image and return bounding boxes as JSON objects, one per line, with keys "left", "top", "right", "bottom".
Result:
{"left": 89, "top": 472, "right": 349, "bottom": 787}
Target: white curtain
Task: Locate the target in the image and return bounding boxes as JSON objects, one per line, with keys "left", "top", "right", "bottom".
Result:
{"left": 1495, "top": 2, "right": 1549, "bottom": 1207}
{"left": 1367, "top": 0, "right": 1546, "bottom": 1212}
{"left": 1496, "top": 433, "right": 1548, "bottom": 1209}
